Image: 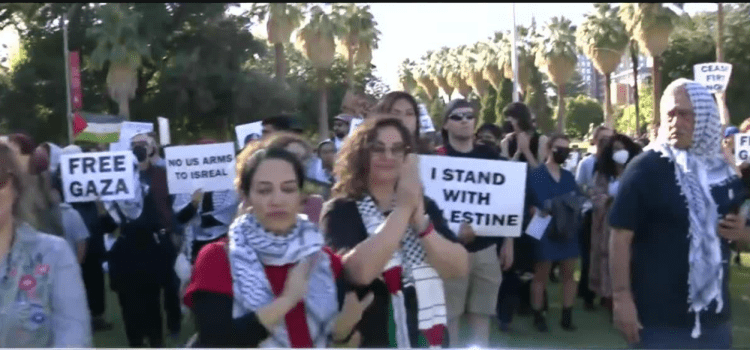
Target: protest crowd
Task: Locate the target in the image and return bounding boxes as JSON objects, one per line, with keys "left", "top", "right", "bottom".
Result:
{"left": 3, "top": 78, "right": 750, "bottom": 350}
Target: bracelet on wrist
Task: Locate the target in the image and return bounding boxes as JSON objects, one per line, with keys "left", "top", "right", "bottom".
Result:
{"left": 418, "top": 221, "right": 434, "bottom": 238}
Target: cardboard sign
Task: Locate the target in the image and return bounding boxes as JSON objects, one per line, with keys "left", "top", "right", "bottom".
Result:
{"left": 165, "top": 142, "right": 237, "bottom": 194}
{"left": 694, "top": 63, "right": 732, "bottom": 93}
{"left": 110, "top": 121, "right": 154, "bottom": 152}
{"left": 419, "top": 155, "right": 527, "bottom": 237}
{"left": 735, "top": 133, "right": 750, "bottom": 164}
{"left": 157, "top": 117, "right": 171, "bottom": 146}
{"left": 59, "top": 151, "right": 136, "bottom": 203}
{"left": 419, "top": 104, "right": 436, "bottom": 133}
{"left": 235, "top": 121, "right": 263, "bottom": 149}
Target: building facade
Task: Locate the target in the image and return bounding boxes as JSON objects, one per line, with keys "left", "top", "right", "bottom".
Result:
{"left": 576, "top": 54, "right": 605, "bottom": 102}
{"left": 610, "top": 52, "right": 651, "bottom": 106}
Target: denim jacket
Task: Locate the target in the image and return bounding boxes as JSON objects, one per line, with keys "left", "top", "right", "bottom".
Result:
{"left": 0, "top": 222, "right": 92, "bottom": 347}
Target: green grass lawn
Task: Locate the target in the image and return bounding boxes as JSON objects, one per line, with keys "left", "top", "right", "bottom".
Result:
{"left": 94, "top": 255, "right": 750, "bottom": 348}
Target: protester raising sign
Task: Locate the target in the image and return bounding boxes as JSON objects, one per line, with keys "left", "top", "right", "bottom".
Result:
{"left": 165, "top": 142, "right": 237, "bottom": 194}
{"left": 694, "top": 63, "right": 732, "bottom": 93}
{"left": 734, "top": 133, "right": 750, "bottom": 164}
{"left": 235, "top": 121, "right": 263, "bottom": 149}
{"left": 419, "top": 155, "right": 527, "bottom": 237}
{"left": 59, "top": 151, "right": 136, "bottom": 203}
{"left": 110, "top": 121, "right": 154, "bottom": 152}
{"left": 418, "top": 104, "right": 436, "bottom": 133}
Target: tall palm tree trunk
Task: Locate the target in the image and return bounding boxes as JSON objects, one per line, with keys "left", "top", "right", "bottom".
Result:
{"left": 604, "top": 72, "right": 613, "bottom": 128}
{"left": 717, "top": 3, "right": 724, "bottom": 62}
{"left": 557, "top": 85, "right": 565, "bottom": 133}
{"left": 118, "top": 97, "right": 130, "bottom": 120}
{"left": 317, "top": 68, "right": 329, "bottom": 143}
{"left": 347, "top": 54, "right": 355, "bottom": 90}
{"left": 631, "top": 41, "right": 640, "bottom": 135}
{"left": 652, "top": 56, "right": 662, "bottom": 133}
{"left": 275, "top": 43, "right": 286, "bottom": 82}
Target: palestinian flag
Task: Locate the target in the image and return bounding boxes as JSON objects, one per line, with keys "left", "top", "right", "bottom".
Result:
{"left": 74, "top": 112, "right": 125, "bottom": 143}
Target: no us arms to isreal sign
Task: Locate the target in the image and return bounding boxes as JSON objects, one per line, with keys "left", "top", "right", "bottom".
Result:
{"left": 60, "top": 151, "right": 136, "bottom": 203}
{"left": 419, "top": 155, "right": 527, "bottom": 237}
{"left": 694, "top": 63, "right": 732, "bottom": 93}
{"left": 165, "top": 142, "right": 237, "bottom": 194}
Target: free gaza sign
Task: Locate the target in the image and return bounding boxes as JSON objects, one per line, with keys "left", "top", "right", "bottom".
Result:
{"left": 693, "top": 63, "right": 732, "bottom": 93}
{"left": 60, "top": 151, "right": 136, "bottom": 203}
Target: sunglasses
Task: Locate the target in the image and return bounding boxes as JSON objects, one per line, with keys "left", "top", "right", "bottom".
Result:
{"left": 369, "top": 143, "right": 410, "bottom": 158}
{"left": 448, "top": 112, "right": 476, "bottom": 122}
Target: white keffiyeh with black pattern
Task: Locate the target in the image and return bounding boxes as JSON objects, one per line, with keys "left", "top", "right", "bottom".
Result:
{"left": 647, "top": 78, "right": 734, "bottom": 339}
{"left": 227, "top": 213, "right": 339, "bottom": 348}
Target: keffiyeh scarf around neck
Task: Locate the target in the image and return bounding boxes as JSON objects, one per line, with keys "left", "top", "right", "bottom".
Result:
{"left": 356, "top": 195, "right": 446, "bottom": 348}
{"left": 104, "top": 163, "right": 148, "bottom": 222}
{"left": 646, "top": 79, "right": 735, "bottom": 338}
{"left": 227, "top": 213, "right": 338, "bottom": 348}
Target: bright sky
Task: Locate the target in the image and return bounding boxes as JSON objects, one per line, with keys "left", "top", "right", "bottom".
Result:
{"left": 240, "top": 3, "right": 721, "bottom": 92}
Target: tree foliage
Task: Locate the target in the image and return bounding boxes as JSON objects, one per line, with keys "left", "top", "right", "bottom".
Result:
{"left": 564, "top": 95, "right": 604, "bottom": 139}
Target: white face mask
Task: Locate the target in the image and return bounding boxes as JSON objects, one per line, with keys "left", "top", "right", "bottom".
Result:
{"left": 612, "top": 149, "right": 630, "bottom": 165}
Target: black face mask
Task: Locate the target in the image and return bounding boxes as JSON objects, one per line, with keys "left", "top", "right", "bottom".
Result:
{"left": 132, "top": 145, "right": 148, "bottom": 163}
{"left": 552, "top": 148, "right": 571, "bottom": 164}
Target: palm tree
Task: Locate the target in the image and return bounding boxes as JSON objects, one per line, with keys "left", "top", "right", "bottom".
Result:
{"left": 398, "top": 59, "right": 417, "bottom": 93}
{"left": 87, "top": 4, "right": 150, "bottom": 120}
{"left": 447, "top": 46, "right": 472, "bottom": 98}
{"left": 414, "top": 56, "right": 439, "bottom": 99}
{"left": 333, "top": 3, "right": 380, "bottom": 90}
{"left": 500, "top": 26, "right": 534, "bottom": 99}
{"left": 619, "top": 3, "right": 679, "bottom": 132}
{"left": 251, "top": 3, "right": 306, "bottom": 83}
{"left": 576, "top": 3, "right": 630, "bottom": 127}
{"left": 465, "top": 42, "right": 490, "bottom": 97}
{"left": 430, "top": 48, "right": 454, "bottom": 100}
{"left": 481, "top": 37, "right": 506, "bottom": 92}
{"left": 534, "top": 16, "right": 578, "bottom": 133}
{"left": 297, "top": 5, "right": 340, "bottom": 142}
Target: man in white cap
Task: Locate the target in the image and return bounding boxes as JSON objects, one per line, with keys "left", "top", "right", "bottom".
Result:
{"left": 609, "top": 78, "right": 750, "bottom": 348}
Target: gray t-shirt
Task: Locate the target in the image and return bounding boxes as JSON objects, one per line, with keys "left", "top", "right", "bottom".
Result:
{"left": 60, "top": 204, "right": 90, "bottom": 254}
{"left": 575, "top": 154, "right": 597, "bottom": 189}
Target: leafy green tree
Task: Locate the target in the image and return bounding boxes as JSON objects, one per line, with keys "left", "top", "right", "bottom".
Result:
{"left": 616, "top": 83, "right": 653, "bottom": 135}
{"left": 534, "top": 16, "right": 578, "bottom": 133}
{"left": 494, "top": 78, "right": 513, "bottom": 124}
{"left": 564, "top": 95, "right": 604, "bottom": 139}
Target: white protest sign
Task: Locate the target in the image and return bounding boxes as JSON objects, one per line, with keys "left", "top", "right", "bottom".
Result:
{"left": 734, "top": 133, "right": 750, "bottom": 164}
{"left": 165, "top": 142, "right": 237, "bottom": 194}
{"left": 59, "top": 151, "right": 136, "bottom": 203}
{"left": 563, "top": 151, "right": 580, "bottom": 172}
{"left": 419, "top": 104, "right": 436, "bottom": 133}
{"left": 110, "top": 121, "right": 154, "bottom": 152}
{"left": 419, "top": 155, "right": 527, "bottom": 237}
{"left": 235, "top": 121, "right": 263, "bottom": 149}
{"left": 694, "top": 63, "right": 732, "bottom": 93}
{"left": 348, "top": 117, "right": 364, "bottom": 136}
{"left": 157, "top": 117, "right": 171, "bottom": 146}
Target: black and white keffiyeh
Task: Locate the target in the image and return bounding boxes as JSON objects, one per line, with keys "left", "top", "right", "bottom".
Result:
{"left": 356, "top": 195, "right": 446, "bottom": 348}
{"left": 104, "top": 160, "right": 148, "bottom": 223}
{"left": 647, "top": 78, "right": 734, "bottom": 338}
{"left": 227, "top": 213, "right": 338, "bottom": 348}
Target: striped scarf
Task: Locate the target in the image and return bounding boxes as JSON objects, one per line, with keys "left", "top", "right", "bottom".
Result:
{"left": 356, "top": 195, "right": 446, "bottom": 348}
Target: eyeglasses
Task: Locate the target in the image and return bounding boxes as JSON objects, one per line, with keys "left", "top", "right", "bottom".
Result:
{"left": 448, "top": 112, "right": 476, "bottom": 122}
{"left": 369, "top": 143, "right": 410, "bottom": 158}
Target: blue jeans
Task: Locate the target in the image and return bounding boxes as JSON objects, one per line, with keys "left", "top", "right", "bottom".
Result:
{"left": 633, "top": 322, "right": 732, "bottom": 349}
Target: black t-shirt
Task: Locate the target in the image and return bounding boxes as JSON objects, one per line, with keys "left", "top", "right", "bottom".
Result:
{"left": 320, "top": 196, "right": 457, "bottom": 348}
{"left": 608, "top": 150, "right": 745, "bottom": 328}
{"left": 436, "top": 142, "right": 509, "bottom": 253}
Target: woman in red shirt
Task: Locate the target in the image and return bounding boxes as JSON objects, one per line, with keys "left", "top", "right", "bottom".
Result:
{"left": 184, "top": 146, "right": 371, "bottom": 348}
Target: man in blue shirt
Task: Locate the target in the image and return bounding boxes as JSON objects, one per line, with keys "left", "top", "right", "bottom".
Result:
{"left": 609, "top": 78, "right": 750, "bottom": 349}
